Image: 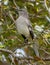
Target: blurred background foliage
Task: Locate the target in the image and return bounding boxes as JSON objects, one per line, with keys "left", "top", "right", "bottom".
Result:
{"left": 0, "top": 0, "right": 50, "bottom": 65}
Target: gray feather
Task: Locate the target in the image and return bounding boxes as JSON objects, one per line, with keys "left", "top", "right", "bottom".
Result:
{"left": 15, "top": 8, "right": 34, "bottom": 39}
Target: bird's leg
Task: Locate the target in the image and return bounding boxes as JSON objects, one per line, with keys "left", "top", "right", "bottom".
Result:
{"left": 21, "top": 34, "right": 28, "bottom": 43}
{"left": 24, "top": 38, "right": 28, "bottom": 43}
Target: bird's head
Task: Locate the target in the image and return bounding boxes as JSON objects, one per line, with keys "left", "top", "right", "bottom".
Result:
{"left": 17, "top": 8, "right": 28, "bottom": 18}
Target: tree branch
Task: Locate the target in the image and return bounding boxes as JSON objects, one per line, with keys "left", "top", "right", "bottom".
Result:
{"left": 0, "top": 48, "right": 15, "bottom": 57}
{"left": 44, "top": 0, "right": 50, "bottom": 14}
{"left": 0, "top": 48, "right": 50, "bottom": 61}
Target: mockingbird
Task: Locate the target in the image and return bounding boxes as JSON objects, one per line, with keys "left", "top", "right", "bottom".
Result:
{"left": 15, "top": 8, "right": 34, "bottom": 43}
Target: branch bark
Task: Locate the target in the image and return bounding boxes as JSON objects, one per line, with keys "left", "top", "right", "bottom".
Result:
{"left": 0, "top": 48, "right": 50, "bottom": 61}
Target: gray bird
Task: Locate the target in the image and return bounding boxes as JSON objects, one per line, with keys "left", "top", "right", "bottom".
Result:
{"left": 15, "top": 8, "right": 34, "bottom": 43}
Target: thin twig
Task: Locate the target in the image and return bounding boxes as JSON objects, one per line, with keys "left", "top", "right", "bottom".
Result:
{"left": 44, "top": 0, "right": 50, "bottom": 14}
{"left": 8, "top": 11, "right": 15, "bottom": 23}
{"left": 40, "top": 48, "right": 50, "bottom": 55}
{"left": 0, "top": 48, "right": 15, "bottom": 57}
{"left": 13, "top": 0, "right": 19, "bottom": 9}
{"left": 44, "top": 0, "right": 49, "bottom": 11}
{"left": 45, "top": 15, "right": 50, "bottom": 22}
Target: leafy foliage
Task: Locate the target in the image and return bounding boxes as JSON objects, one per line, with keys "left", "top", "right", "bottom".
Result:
{"left": 0, "top": 0, "right": 50, "bottom": 65}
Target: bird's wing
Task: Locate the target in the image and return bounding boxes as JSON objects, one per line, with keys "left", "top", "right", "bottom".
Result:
{"left": 25, "top": 19, "right": 32, "bottom": 28}
{"left": 25, "top": 18, "right": 34, "bottom": 39}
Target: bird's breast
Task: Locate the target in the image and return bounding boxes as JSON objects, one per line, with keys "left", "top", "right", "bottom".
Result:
{"left": 15, "top": 16, "right": 30, "bottom": 37}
